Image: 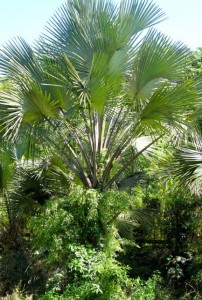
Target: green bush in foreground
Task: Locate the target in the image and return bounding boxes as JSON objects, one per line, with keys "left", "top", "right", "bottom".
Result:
{"left": 38, "top": 273, "right": 170, "bottom": 300}
{"left": 27, "top": 187, "right": 170, "bottom": 299}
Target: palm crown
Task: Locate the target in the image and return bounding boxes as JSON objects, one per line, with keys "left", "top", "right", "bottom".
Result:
{"left": 0, "top": 0, "right": 200, "bottom": 190}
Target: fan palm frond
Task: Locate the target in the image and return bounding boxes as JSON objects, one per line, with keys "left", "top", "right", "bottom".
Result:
{"left": 170, "top": 148, "right": 202, "bottom": 195}
{"left": 116, "top": 208, "right": 158, "bottom": 240}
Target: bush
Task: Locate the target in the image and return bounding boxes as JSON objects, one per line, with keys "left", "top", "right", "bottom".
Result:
{"left": 29, "top": 187, "right": 133, "bottom": 298}
{"left": 131, "top": 273, "right": 170, "bottom": 300}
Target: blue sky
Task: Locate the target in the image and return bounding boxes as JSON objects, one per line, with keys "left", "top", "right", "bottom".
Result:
{"left": 154, "top": 0, "right": 202, "bottom": 50}
{"left": 0, "top": 0, "right": 201, "bottom": 50}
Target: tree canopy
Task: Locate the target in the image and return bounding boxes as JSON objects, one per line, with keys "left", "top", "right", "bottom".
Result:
{"left": 0, "top": 0, "right": 201, "bottom": 191}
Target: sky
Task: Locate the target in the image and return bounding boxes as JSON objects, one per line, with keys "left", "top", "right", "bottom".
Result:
{"left": 154, "top": 0, "right": 202, "bottom": 50}
{"left": 0, "top": 0, "right": 201, "bottom": 50}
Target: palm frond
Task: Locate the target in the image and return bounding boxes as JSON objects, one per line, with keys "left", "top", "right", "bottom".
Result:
{"left": 135, "top": 80, "right": 199, "bottom": 136}
{"left": 129, "top": 29, "right": 190, "bottom": 101}
{"left": 116, "top": 208, "right": 158, "bottom": 240}
{"left": 170, "top": 148, "right": 202, "bottom": 195}
{"left": 118, "top": 0, "right": 165, "bottom": 46}
{"left": 0, "top": 37, "right": 42, "bottom": 82}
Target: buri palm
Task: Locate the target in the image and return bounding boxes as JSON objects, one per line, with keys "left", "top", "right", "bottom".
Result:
{"left": 0, "top": 0, "right": 200, "bottom": 190}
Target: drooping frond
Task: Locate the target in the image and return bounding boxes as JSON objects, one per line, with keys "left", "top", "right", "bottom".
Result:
{"left": 170, "top": 148, "right": 202, "bottom": 195}
{"left": 135, "top": 80, "right": 198, "bottom": 136}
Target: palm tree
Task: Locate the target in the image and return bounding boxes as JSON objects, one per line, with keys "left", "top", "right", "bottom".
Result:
{"left": 0, "top": 0, "right": 200, "bottom": 191}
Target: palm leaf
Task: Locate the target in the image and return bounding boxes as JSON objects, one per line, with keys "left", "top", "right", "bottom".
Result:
{"left": 129, "top": 29, "right": 190, "bottom": 101}
{"left": 0, "top": 37, "right": 42, "bottom": 82}
{"left": 135, "top": 80, "right": 199, "bottom": 136}
{"left": 170, "top": 148, "right": 202, "bottom": 194}
{"left": 118, "top": 0, "right": 165, "bottom": 46}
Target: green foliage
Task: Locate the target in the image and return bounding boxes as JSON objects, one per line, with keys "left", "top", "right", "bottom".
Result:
{"left": 40, "top": 248, "right": 130, "bottom": 299}
{"left": 27, "top": 185, "right": 179, "bottom": 299}
{"left": 118, "top": 176, "right": 202, "bottom": 298}
{"left": 27, "top": 187, "right": 134, "bottom": 296}
{"left": 131, "top": 273, "right": 170, "bottom": 300}
{"left": 1, "top": 0, "right": 202, "bottom": 299}
{"left": 38, "top": 272, "right": 170, "bottom": 300}
{"left": 29, "top": 187, "right": 133, "bottom": 256}
{"left": 98, "top": 190, "right": 131, "bottom": 224}
{"left": 188, "top": 48, "right": 202, "bottom": 77}
{"left": 29, "top": 187, "right": 99, "bottom": 256}
{"left": 163, "top": 194, "right": 202, "bottom": 254}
